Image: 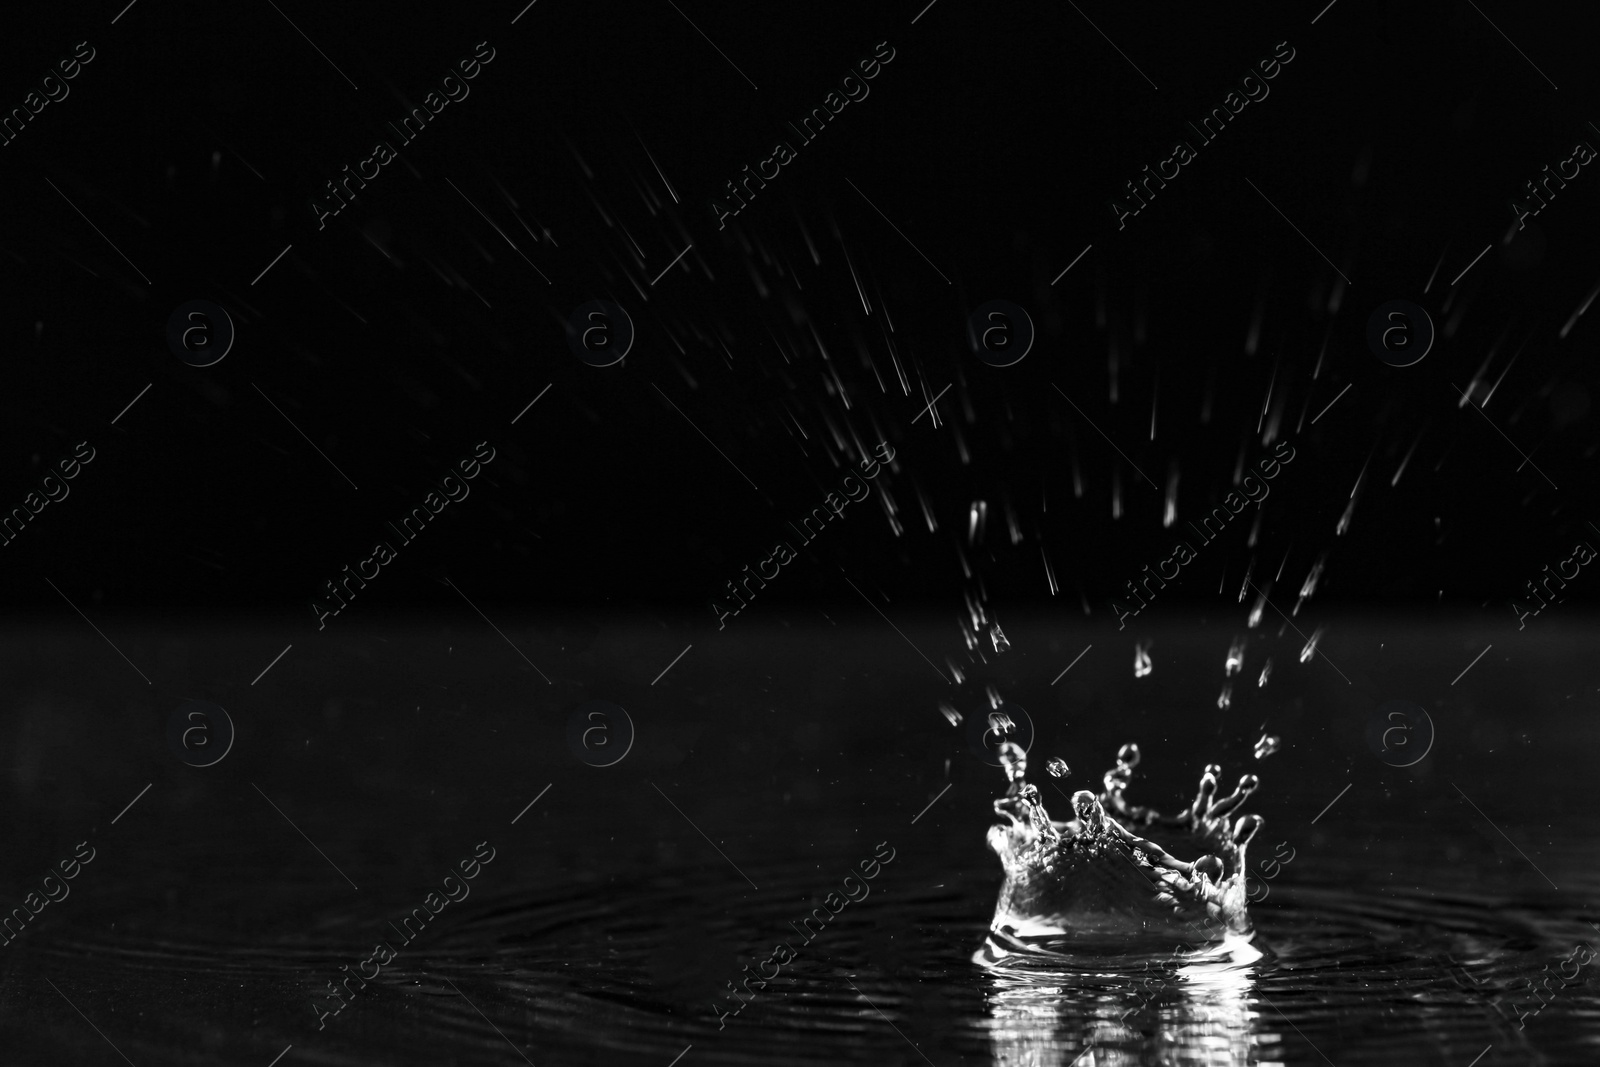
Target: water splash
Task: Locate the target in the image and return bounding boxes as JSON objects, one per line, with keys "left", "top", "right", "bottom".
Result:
{"left": 980, "top": 737, "right": 1265, "bottom": 951}
{"left": 1134, "top": 641, "right": 1153, "bottom": 678}
{"left": 953, "top": 496, "right": 1018, "bottom": 784}
{"left": 1046, "top": 757, "right": 1070, "bottom": 779}
{"left": 1253, "top": 733, "right": 1281, "bottom": 760}
{"left": 993, "top": 717, "right": 1025, "bottom": 783}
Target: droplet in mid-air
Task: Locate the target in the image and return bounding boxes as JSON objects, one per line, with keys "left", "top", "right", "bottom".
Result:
{"left": 1225, "top": 637, "right": 1247, "bottom": 677}
{"left": 1134, "top": 641, "right": 1153, "bottom": 678}
{"left": 1046, "top": 757, "right": 1070, "bottom": 778}
{"left": 1295, "top": 552, "right": 1329, "bottom": 615}
{"left": 998, "top": 741, "right": 1027, "bottom": 782}
{"left": 1254, "top": 733, "right": 1281, "bottom": 759}
{"left": 989, "top": 623, "right": 1011, "bottom": 653}
{"left": 1258, "top": 657, "right": 1273, "bottom": 687}
{"left": 1336, "top": 489, "right": 1358, "bottom": 536}
{"left": 1300, "top": 625, "right": 1326, "bottom": 664}
{"left": 939, "top": 702, "right": 962, "bottom": 727}
{"left": 968, "top": 500, "right": 988, "bottom": 546}
{"left": 1217, "top": 683, "right": 1233, "bottom": 709}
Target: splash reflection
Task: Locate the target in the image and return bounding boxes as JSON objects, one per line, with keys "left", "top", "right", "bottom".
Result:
{"left": 980, "top": 943, "right": 1271, "bottom": 1066}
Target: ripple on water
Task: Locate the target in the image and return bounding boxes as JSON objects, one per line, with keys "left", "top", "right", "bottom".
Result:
{"left": 20, "top": 852, "right": 1600, "bottom": 1066}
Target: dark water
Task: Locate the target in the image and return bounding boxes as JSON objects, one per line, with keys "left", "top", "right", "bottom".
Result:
{"left": 2, "top": 614, "right": 1597, "bottom": 1064}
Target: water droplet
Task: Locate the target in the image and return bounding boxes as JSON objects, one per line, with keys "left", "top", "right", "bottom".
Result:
{"left": 1293, "top": 553, "right": 1329, "bottom": 615}
{"left": 1046, "top": 757, "right": 1070, "bottom": 778}
{"left": 1258, "top": 657, "right": 1273, "bottom": 687}
{"left": 1336, "top": 458, "right": 1370, "bottom": 536}
{"left": 998, "top": 740, "right": 1027, "bottom": 782}
{"left": 1225, "top": 637, "right": 1247, "bottom": 676}
{"left": 1391, "top": 431, "right": 1423, "bottom": 487}
{"left": 1217, "top": 683, "right": 1233, "bottom": 709}
{"left": 939, "top": 702, "right": 962, "bottom": 727}
{"left": 1254, "top": 733, "right": 1281, "bottom": 759}
{"left": 967, "top": 500, "right": 988, "bottom": 546}
{"left": 1299, "top": 625, "right": 1326, "bottom": 664}
{"left": 989, "top": 623, "right": 1010, "bottom": 653}
{"left": 1247, "top": 593, "right": 1266, "bottom": 629}
{"left": 1134, "top": 641, "right": 1153, "bottom": 678}
{"left": 882, "top": 490, "right": 904, "bottom": 537}
{"left": 917, "top": 485, "right": 938, "bottom": 533}
{"left": 1560, "top": 275, "right": 1600, "bottom": 338}
{"left": 1117, "top": 742, "right": 1141, "bottom": 769}
{"left": 964, "top": 590, "right": 989, "bottom": 635}
{"left": 987, "top": 710, "right": 1015, "bottom": 737}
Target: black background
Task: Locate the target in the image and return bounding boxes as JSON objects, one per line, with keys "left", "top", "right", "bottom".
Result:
{"left": 0, "top": 0, "right": 1595, "bottom": 624}
{"left": 2, "top": 4, "right": 1600, "bottom": 1063}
